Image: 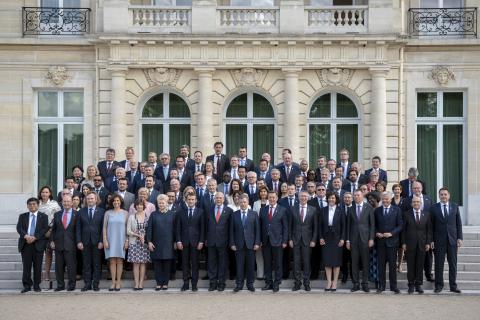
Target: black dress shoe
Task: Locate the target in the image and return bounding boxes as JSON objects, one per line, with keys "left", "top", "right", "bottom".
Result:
{"left": 21, "top": 287, "right": 31, "bottom": 293}
{"left": 247, "top": 286, "right": 255, "bottom": 292}
{"left": 362, "top": 285, "right": 370, "bottom": 293}
{"left": 376, "top": 288, "right": 384, "bottom": 294}
{"left": 272, "top": 286, "right": 279, "bottom": 293}
{"left": 304, "top": 284, "right": 311, "bottom": 292}
{"left": 324, "top": 288, "right": 331, "bottom": 292}
{"left": 450, "top": 288, "right": 461, "bottom": 293}
{"left": 108, "top": 288, "right": 114, "bottom": 292}
{"left": 208, "top": 284, "right": 217, "bottom": 292}
{"left": 201, "top": 275, "right": 209, "bottom": 280}
{"left": 434, "top": 287, "right": 443, "bottom": 293}
{"left": 262, "top": 284, "right": 273, "bottom": 291}
{"left": 233, "top": 286, "right": 242, "bottom": 292}
{"left": 391, "top": 288, "right": 400, "bottom": 294}
{"left": 181, "top": 283, "right": 189, "bottom": 291}
{"left": 408, "top": 286, "right": 414, "bottom": 294}
{"left": 217, "top": 285, "right": 225, "bottom": 292}
{"left": 192, "top": 285, "right": 198, "bottom": 292}
{"left": 114, "top": 288, "right": 120, "bottom": 292}
{"left": 292, "top": 283, "right": 301, "bottom": 291}
{"left": 351, "top": 285, "right": 360, "bottom": 292}
{"left": 426, "top": 277, "right": 435, "bottom": 282}
{"left": 81, "top": 286, "right": 92, "bottom": 292}
{"left": 415, "top": 286, "right": 424, "bottom": 294}
{"left": 341, "top": 276, "right": 348, "bottom": 284}
{"left": 33, "top": 287, "right": 41, "bottom": 292}
{"left": 67, "top": 287, "right": 75, "bottom": 292}
{"left": 162, "top": 287, "right": 168, "bottom": 291}
{"left": 54, "top": 287, "right": 65, "bottom": 292}
{"left": 93, "top": 286, "right": 100, "bottom": 292}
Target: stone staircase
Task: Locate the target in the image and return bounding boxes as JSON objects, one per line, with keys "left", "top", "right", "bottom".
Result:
{"left": 1, "top": 226, "right": 479, "bottom": 291}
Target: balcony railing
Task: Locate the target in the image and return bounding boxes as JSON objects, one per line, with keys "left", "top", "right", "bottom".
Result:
{"left": 408, "top": 7, "right": 477, "bottom": 37}
{"left": 305, "top": 6, "right": 368, "bottom": 33}
{"left": 129, "top": 6, "right": 191, "bottom": 33}
{"left": 22, "top": 7, "right": 91, "bottom": 35}
{"left": 217, "top": 6, "right": 279, "bottom": 34}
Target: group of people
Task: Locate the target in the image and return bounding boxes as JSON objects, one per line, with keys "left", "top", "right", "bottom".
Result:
{"left": 17, "top": 143, "right": 463, "bottom": 294}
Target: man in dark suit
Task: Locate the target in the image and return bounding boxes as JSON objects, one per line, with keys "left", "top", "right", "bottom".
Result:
{"left": 92, "top": 175, "right": 109, "bottom": 209}
{"left": 194, "top": 172, "right": 208, "bottom": 207}
{"left": 374, "top": 192, "right": 403, "bottom": 294}
{"left": 176, "top": 193, "right": 205, "bottom": 292}
{"left": 317, "top": 168, "right": 333, "bottom": 190}
{"left": 351, "top": 162, "right": 369, "bottom": 185}
{"left": 116, "top": 178, "right": 135, "bottom": 211}
{"left": 336, "top": 148, "right": 352, "bottom": 180}
{"left": 400, "top": 167, "right": 427, "bottom": 198}
{"left": 51, "top": 194, "right": 77, "bottom": 291}
{"left": 57, "top": 176, "right": 81, "bottom": 202}
{"left": 256, "top": 159, "right": 271, "bottom": 181}
{"left": 314, "top": 155, "right": 327, "bottom": 182}
{"left": 266, "top": 168, "right": 282, "bottom": 196}
{"left": 364, "top": 156, "right": 388, "bottom": 183}
{"left": 308, "top": 183, "right": 327, "bottom": 279}
{"left": 217, "top": 171, "right": 232, "bottom": 196}
{"left": 259, "top": 191, "right": 289, "bottom": 292}
{"left": 330, "top": 177, "right": 346, "bottom": 202}
{"left": 238, "top": 147, "right": 255, "bottom": 172}
{"left": 76, "top": 192, "right": 105, "bottom": 291}
{"left": 97, "top": 148, "right": 120, "bottom": 181}
{"left": 145, "top": 176, "right": 160, "bottom": 205}
{"left": 206, "top": 142, "right": 230, "bottom": 183}
{"left": 347, "top": 190, "right": 375, "bottom": 292}
{"left": 190, "top": 150, "right": 205, "bottom": 175}
{"left": 118, "top": 147, "right": 140, "bottom": 172}
{"left": 205, "top": 193, "right": 232, "bottom": 291}
{"left": 289, "top": 191, "right": 317, "bottom": 291}
{"left": 17, "top": 198, "right": 49, "bottom": 293}
{"left": 244, "top": 171, "right": 259, "bottom": 207}
{"left": 402, "top": 196, "right": 432, "bottom": 294}
{"left": 126, "top": 159, "right": 140, "bottom": 187}
{"left": 175, "top": 155, "right": 194, "bottom": 191}
{"left": 278, "top": 184, "right": 297, "bottom": 279}
{"left": 344, "top": 168, "right": 361, "bottom": 193}
{"left": 431, "top": 187, "right": 463, "bottom": 293}
{"left": 277, "top": 153, "right": 301, "bottom": 184}
{"left": 105, "top": 167, "right": 127, "bottom": 193}
{"left": 230, "top": 194, "right": 261, "bottom": 292}
{"left": 180, "top": 145, "right": 196, "bottom": 174}
{"left": 155, "top": 154, "right": 172, "bottom": 192}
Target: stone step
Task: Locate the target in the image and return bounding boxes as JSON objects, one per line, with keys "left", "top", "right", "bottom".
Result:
{"left": 0, "top": 239, "right": 17, "bottom": 246}
{"left": 463, "top": 240, "right": 480, "bottom": 247}
{"left": 458, "top": 255, "right": 480, "bottom": 263}
{"left": 458, "top": 247, "right": 480, "bottom": 255}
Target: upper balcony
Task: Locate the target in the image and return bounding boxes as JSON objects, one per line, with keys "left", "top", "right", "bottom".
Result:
{"left": 22, "top": 6, "right": 91, "bottom": 36}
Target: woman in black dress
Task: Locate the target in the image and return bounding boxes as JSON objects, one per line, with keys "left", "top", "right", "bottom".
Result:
{"left": 391, "top": 183, "right": 407, "bottom": 272}
{"left": 319, "top": 191, "right": 346, "bottom": 291}
{"left": 147, "top": 194, "right": 176, "bottom": 291}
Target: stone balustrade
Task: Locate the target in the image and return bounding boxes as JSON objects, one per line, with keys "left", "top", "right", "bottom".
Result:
{"left": 305, "top": 6, "right": 368, "bottom": 33}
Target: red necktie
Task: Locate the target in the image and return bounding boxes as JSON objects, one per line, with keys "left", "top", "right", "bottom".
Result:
{"left": 268, "top": 207, "right": 273, "bottom": 222}
{"left": 62, "top": 211, "right": 68, "bottom": 229}
{"left": 215, "top": 206, "right": 221, "bottom": 223}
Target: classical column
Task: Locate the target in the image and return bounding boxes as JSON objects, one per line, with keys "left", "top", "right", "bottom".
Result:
{"left": 195, "top": 67, "right": 215, "bottom": 155}
{"left": 282, "top": 68, "right": 302, "bottom": 158}
{"left": 109, "top": 67, "right": 128, "bottom": 153}
{"left": 369, "top": 66, "right": 390, "bottom": 168}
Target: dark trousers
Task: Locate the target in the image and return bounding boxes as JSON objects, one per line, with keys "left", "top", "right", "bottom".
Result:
{"left": 377, "top": 242, "right": 397, "bottom": 290}
{"left": 341, "top": 244, "right": 352, "bottom": 280}
{"left": 82, "top": 244, "right": 102, "bottom": 287}
{"left": 154, "top": 259, "right": 171, "bottom": 286}
{"left": 293, "top": 245, "right": 311, "bottom": 285}
{"left": 282, "top": 246, "right": 292, "bottom": 278}
{"left": 310, "top": 244, "right": 321, "bottom": 279}
{"left": 171, "top": 249, "right": 180, "bottom": 277}
{"left": 434, "top": 244, "right": 458, "bottom": 290}
{"left": 207, "top": 246, "right": 227, "bottom": 286}
{"left": 182, "top": 244, "right": 199, "bottom": 285}
{"left": 55, "top": 249, "right": 77, "bottom": 289}
{"left": 406, "top": 246, "right": 425, "bottom": 286}
{"left": 76, "top": 248, "right": 83, "bottom": 276}
{"left": 262, "top": 240, "right": 283, "bottom": 286}
{"left": 228, "top": 247, "right": 236, "bottom": 278}
{"left": 21, "top": 244, "right": 44, "bottom": 289}
{"left": 351, "top": 242, "right": 370, "bottom": 286}
{"left": 424, "top": 248, "right": 433, "bottom": 278}
{"left": 235, "top": 247, "right": 255, "bottom": 287}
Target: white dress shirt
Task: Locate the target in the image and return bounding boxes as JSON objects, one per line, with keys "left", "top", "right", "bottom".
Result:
{"left": 27, "top": 211, "right": 38, "bottom": 235}
{"left": 328, "top": 205, "right": 336, "bottom": 226}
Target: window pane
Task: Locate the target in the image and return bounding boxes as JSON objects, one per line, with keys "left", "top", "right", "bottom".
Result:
{"left": 38, "top": 92, "right": 58, "bottom": 117}
{"left": 310, "top": 94, "right": 331, "bottom": 118}
{"left": 226, "top": 94, "right": 248, "bottom": 118}
{"left": 38, "top": 124, "right": 58, "bottom": 192}
{"left": 176, "top": 0, "right": 192, "bottom": 5}
{"left": 309, "top": 124, "right": 330, "bottom": 168}
{"left": 64, "top": 124, "right": 83, "bottom": 179}
{"left": 253, "top": 94, "right": 274, "bottom": 118}
{"left": 64, "top": 92, "right": 83, "bottom": 117}
{"left": 417, "top": 125, "right": 437, "bottom": 197}
{"left": 226, "top": 125, "right": 247, "bottom": 157}
{"left": 41, "top": 0, "right": 59, "bottom": 7}
{"left": 253, "top": 124, "right": 274, "bottom": 164}
{"left": 169, "top": 94, "right": 190, "bottom": 118}
{"left": 417, "top": 92, "right": 437, "bottom": 117}
{"left": 443, "top": 125, "right": 463, "bottom": 205}
{"left": 169, "top": 124, "right": 191, "bottom": 157}
{"left": 443, "top": 92, "right": 463, "bottom": 117}
{"left": 336, "top": 94, "right": 358, "bottom": 118}
{"left": 337, "top": 124, "right": 358, "bottom": 162}
{"left": 63, "top": 0, "right": 81, "bottom": 7}
{"left": 142, "top": 124, "right": 163, "bottom": 161}
{"left": 142, "top": 94, "right": 163, "bottom": 118}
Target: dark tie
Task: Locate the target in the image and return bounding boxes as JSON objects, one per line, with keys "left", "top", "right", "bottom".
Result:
{"left": 286, "top": 166, "right": 291, "bottom": 179}
{"left": 443, "top": 204, "right": 448, "bottom": 218}
{"left": 242, "top": 211, "right": 247, "bottom": 227}
{"left": 290, "top": 198, "right": 294, "bottom": 207}
{"left": 409, "top": 181, "right": 413, "bottom": 197}
{"left": 384, "top": 208, "right": 388, "bottom": 216}
{"left": 197, "top": 165, "right": 200, "bottom": 172}
{"left": 89, "top": 208, "right": 94, "bottom": 220}
{"left": 215, "top": 156, "right": 219, "bottom": 174}
{"left": 210, "top": 194, "right": 214, "bottom": 202}
{"left": 357, "top": 205, "right": 361, "bottom": 219}
{"left": 29, "top": 214, "right": 36, "bottom": 236}
{"left": 319, "top": 199, "right": 324, "bottom": 208}
{"left": 416, "top": 211, "right": 420, "bottom": 224}
{"left": 189, "top": 208, "right": 193, "bottom": 219}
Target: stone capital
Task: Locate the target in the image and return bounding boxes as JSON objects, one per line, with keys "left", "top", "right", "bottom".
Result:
{"left": 107, "top": 66, "right": 128, "bottom": 76}
{"left": 194, "top": 67, "right": 216, "bottom": 75}
{"left": 282, "top": 67, "right": 302, "bottom": 75}
{"left": 369, "top": 66, "right": 390, "bottom": 77}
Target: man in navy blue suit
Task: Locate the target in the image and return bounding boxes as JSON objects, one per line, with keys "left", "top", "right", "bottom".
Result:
{"left": 400, "top": 167, "right": 427, "bottom": 198}
{"left": 336, "top": 148, "right": 352, "bottom": 180}
{"left": 277, "top": 153, "right": 301, "bottom": 184}
{"left": 244, "top": 171, "right": 259, "bottom": 207}
{"left": 256, "top": 159, "right": 272, "bottom": 182}
{"left": 230, "top": 194, "right": 260, "bottom": 292}
{"left": 238, "top": 147, "right": 256, "bottom": 173}
{"left": 118, "top": 147, "right": 139, "bottom": 172}
{"left": 431, "top": 187, "right": 463, "bottom": 293}
{"left": 206, "top": 142, "right": 230, "bottom": 183}
{"left": 97, "top": 148, "right": 120, "bottom": 181}
{"left": 374, "top": 191, "right": 403, "bottom": 294}
{"left": 364, "top": 156, "right": 388, "bottom": 183}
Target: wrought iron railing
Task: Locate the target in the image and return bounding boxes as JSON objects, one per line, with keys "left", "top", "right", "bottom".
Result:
{"left": 22, "top": 7, "right": 91, "bottom": 35}
{"left": 408, "top": 7, "right": 477, "bottom": 37}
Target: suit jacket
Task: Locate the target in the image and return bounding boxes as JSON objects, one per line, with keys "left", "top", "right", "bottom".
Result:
{"left": 185, "top": 158, "right": 196, "bottom": 174}
{"left": 206, "top": 206, "right": 233, "bottom": 247}
{"left": 347, "top": 202, "right": 375, "bottom": 245}
{"left": 319, "top": 206, "right": 346, "bottom": 242}
{"left": 239, "top": 158, "right": 255, "bottom": 172}
{"left": 364, "top": 168, "right": 388, "bottom": 183}
{"left": 230, "top": 209, "right": 261, "bottom": 250}
{"left": 117, "top": 191, "right": 135, "bottom": 212}
{"left": 278, "top": 196, "right": 298, "bottom": 225}
{"left": 56, "top": 189, "right": 81, "bottom": 203}
{"left": 16, "top": 211, "right": 49, "bottom": 252}
{"left": 93, "top": 187, "right": 109, "bottom": 209}
{"left": 404, "top": 194, "right": 433, "bottom": 213}
{"left": 399, "top": 179, "right": 427, "bottom": 198}
{"left": 119, "top": 160, "right": 140, "bottom": 171}
{"left": 244, "top": 185, "right": 259, "bottom": 207}
{"left": 126, "top": 170, "right": 140, "bottom": 186}
{"left": 154, "top": 165, "right": 171, "bottom": 192}
{"left": 256, "top": 169, "right": 271, "bottom": 182}
{"left": 265, "top": 180, "right": 282, "bottom": 197}
{"left": 337, "top": 162, "right": 352, "bottom": 179}
{"left": 97, "top": 160, "right": 120, "bottom": 181}
{"left": 176, "top": 207, "right": 205, "bottom": 247}
{"left": 431, "top": 202, "right": 463, "bottom": 247}
{"left": 51, "top": 209, "right": 77, "bottom": 251}
{"left": 76, "top": 207, "right": 105, "bottom": 246}
{"left": 374, "top": 206, "right": 403, "bottom": 248}
{"left": 277, "top": 164, "right": 301, "bottom": 184}
{"left": 308, "top": 197, "right": 327, "bottom": 212}
{"left": 188, "top": 163, "right": 205, "bottom": 175}
{"left": 206, "top": 154, "right": 230, "bottom": 183}
{"left": 401, "top": 209, "right": 432, "bottom": 250}
{"left": 259, "top": 205, "right": 289, "bottom": 247}
{"left": 177, "top": 169, "right": 194, "bottom": 192}
{"left": 289, "top": 205, "right": 318, "bottom": 247}
{"left": 147, "top": 189, "right": 160, "bottom": 206}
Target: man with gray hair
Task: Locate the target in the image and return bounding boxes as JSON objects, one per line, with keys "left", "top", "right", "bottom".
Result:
{"left": 245, "top": 171, "right": 258, "bottom": 207}
{"left": 400, "top": 167, "right": 426, "bottom": 198}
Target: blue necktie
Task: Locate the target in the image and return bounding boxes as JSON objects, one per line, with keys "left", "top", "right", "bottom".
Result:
{"left": 189, "top": 209, "right": 193, "bottom": 219}
{"left": 29, "top": 214, "right": 36, "bottom": 236}
{"left": 89, "top": 208, "right": 93, "bottom": 220}
{"left": 242, "top": 211, "right": 247, "bottom": 228}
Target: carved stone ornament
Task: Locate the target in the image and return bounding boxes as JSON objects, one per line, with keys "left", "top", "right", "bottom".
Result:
{"left": 232, "top": 68, "right": 265, "bottom": 87}
{"left": 317, "top": 68, "right": 353, "bottom": 87}
{"left": 45, "top": 66, "right": 71, "bottom": 86}
{"left": 428, "top": 66, "right": 455, "bottom": 86}
{"left": 144, "top": 68, "right": 181, "bottom": 87}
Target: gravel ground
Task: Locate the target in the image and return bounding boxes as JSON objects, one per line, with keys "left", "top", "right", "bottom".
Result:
{"left": 1, "top": 291, "right": 478, "bottom": 320}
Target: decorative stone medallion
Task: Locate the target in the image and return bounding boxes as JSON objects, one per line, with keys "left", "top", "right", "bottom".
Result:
{"left": 144, "top": 68, "right": 181, "bottom": 87}
{"left": 317, "top": 68, "right": 353, "bottom": 87}
{"left": 428, "top": 66, "right": 455, "bottom": 86}
{"left": 45, "top": 66, "right": 71, "bottom": 86}
{"left": 232, "top": 68, "right": 265, "bottom": 87}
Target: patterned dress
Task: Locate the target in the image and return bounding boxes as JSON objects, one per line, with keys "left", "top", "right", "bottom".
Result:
{"left": 127, "top": 216, "right": 151, "bottom": 264}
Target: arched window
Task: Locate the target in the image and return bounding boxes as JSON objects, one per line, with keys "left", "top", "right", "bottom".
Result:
{"left": 224, "top": 92, "right": 275, "bottom": 161}
{"left": 308, "top": 92, "right": 360, "bottom": 167}
{"left": 140, "top": 92, "right": 190, "bottom": 160}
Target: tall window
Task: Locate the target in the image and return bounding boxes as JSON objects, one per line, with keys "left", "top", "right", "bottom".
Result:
{"left": 140, "top": 92, "right": 191, "bottom": 160}
{"left": 420, "top": 0, "right": 463, "bottom": 8}
{"left": 36, "top": 91, "right": 84, "bottom": 192}
{"left": 308, "top": 92, "right": 359, "bottom": 168}
{"left": 153, "top": 0, "right": 192, "bottom": 5}
{"left": 41, "top": 0, "right": 81, "bottom": 7}
{"left": 416, "top": 91, "right": 465, "bottom": 205}
{"left": 224, "top": 92, "right": 275, "bottom": 162}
